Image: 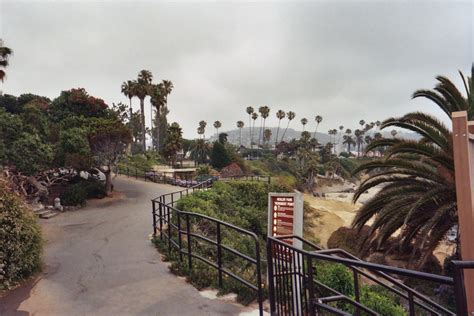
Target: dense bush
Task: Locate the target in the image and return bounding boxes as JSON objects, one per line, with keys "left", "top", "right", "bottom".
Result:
{"left": 0, "top": 180, "right": 42, "bottom": 290}
{"left": 327, "top": 226, "right": 371, "bottom": 256}
{"left": 60, "top": 181, "right": 106, "bottom": 205}
{"left": 60, "top": 183, "right": 88, "bottom": 206}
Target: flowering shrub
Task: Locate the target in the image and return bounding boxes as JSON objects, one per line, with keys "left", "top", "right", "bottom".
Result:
{"left": 0, "top": 180, "right": 42, "bottom": 290}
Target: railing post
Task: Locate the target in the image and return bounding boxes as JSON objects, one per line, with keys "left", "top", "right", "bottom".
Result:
{"left": 353, "top": 269, "right": 360, "bottom": 316}
{"left": 408, "top": 292, "right": 415, "bottom": 316}
{"left": 216, "top": 222, "right": 223, "bottom": 287}
{"left": 152, "top": 200, "right": 157, "bottom": 237}
{"left": 159, "top": 197, "right": 163, "bottom": 240}
{"left": 267, "top": 239, "right": 276, "bottom": 315}
{"left": 307, "top": 255, "right": 316, "bottom": 316}
{"left": 177, "top": 212, "right": 183, "bottom": 261}
{"left": 167, "top": 205, "right": 172, "bottom": 253}
{"left": 255, "top": 237, "right": 263, "bottom": 316}
{"left": 186, "top": 213, "right": 192, "bottom": 271}
{"left": 453, "top": 261, "right": 468, "bottom": 316}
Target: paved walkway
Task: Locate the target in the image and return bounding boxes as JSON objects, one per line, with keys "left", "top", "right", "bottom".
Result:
{"left": 0, "top": 176, "right": 244, "bottom": 316}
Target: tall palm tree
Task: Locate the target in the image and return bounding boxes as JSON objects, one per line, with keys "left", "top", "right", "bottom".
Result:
{"left": 281, "top": 111, "right": 295, "bottom": 142}
{"left": 354, "top": 129, "right": 363, "bottom": 157}
{"left": 352, "top": 67, "right": 473, "bottom": 267}
{"left": 246, "top": 106, "right": 254, "bottom": 150}
{"left": 263, "top": 128, "right": 272, "bottom": 146}
{"left": 258, "top": 106, "right": 270, "bottom": 146}
{"left": 136, "top": 70, "right": 153, "bottom": 151}
{"left": 343, "top": 134, "right": 355, "bottom": 153}
{"left": 301, "top": 118, "right": 308, "bottom": 131}
{"left": 155, "top": 80, "right": 174, "bottom": 150}
{"left": 391, "top": 129, "right": 398, "bottom": 138}
{"left": 313, "top": 115, "right": 323, "bottom": 141}
{"left": 121, "top": 80, "right": 136, "bottom": 124}
{"left": 359, "top": 119, "right": 366, "bottom": 129}
{"left": 237, "top": 121, "right": 244, "bottom": 146}
{"left": 275, "top": 110, "right": 286, "bottom": 146}
{"left": 213, "top": 121, "right": 222, "bottom": 137}
{"left": 251, "top": 112, "right": 258, "bottom": 146}
{"left": 0, "top": 39, "right": 12, "bottom": 83}
{"left": 198, "top": 120, "right": 207, "bottom": 139}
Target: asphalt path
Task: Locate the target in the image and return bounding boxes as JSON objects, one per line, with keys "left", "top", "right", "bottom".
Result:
{"left": 0, "top": 176, "right": 244, "bottom": 316}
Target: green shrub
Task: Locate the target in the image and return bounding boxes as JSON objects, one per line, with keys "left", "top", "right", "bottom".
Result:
{"left": 82, "top": 181, "right": 107, "bottom": 199}
{"left": 360, "top": 285, "right": 406, "bottom": 316}
{"left": 0, "top": 180, "right": 42, "bottom": 290}
{"left": 316, "top": 262, "right": 354, "bottom": 297}
{"left": 60, "top": 183, "right": 88, "bottom": 206}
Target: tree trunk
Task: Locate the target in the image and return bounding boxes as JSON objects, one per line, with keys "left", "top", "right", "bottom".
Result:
{"left": 140, "top": 98, "right": 146, "bottom": 151}
{"left": 155, "top": 109, "right": 160, "bottom": 151}
{"left": 129, "top": 97, "right": 133, "bottom": 124}
{"left": 28, "top": 176, "right": 49, "bottom": 201}
{"left": 104, "top": 169, "right": 113, "bottom": 195}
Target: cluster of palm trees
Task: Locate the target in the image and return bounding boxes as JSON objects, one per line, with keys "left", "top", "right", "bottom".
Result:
{"left": 121, "top": 70, "right": 173, "bottom": 152}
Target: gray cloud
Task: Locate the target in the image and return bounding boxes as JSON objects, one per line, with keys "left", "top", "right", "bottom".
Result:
{"left": 1, "top": 0, "right": 472, "bottom": 138}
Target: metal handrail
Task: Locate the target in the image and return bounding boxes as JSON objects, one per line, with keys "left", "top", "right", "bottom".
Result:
{"left": 151, "top": 177, "right": 265, "bottom": 316}
{"left": 267, "top": 235, "right": 466, "bottom": 316}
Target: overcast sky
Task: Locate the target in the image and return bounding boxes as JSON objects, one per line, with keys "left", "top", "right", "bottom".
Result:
{"left": 0, "top": 0, "right": 472, "bottom": 138}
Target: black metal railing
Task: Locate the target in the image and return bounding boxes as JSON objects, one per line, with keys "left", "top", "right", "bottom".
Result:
{"left": 267, "top": 235, "right": 472, "bottom": 316}
{"left": 151, "top": 179, "right": 264, "bottom": 316}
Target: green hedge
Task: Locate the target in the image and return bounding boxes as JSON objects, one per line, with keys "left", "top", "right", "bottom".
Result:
{"left": 60, "top": 180, "right": 106, "bottom": 206}
{"left": 0, "top": 180, "right": 43, "bottom": 290}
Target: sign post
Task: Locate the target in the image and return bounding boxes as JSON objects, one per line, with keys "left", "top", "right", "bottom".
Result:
{"left": 268, "top": 191, "right": 304, "bottom": 314}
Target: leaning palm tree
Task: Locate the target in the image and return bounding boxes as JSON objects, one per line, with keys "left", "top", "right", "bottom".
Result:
{"left": 213, "top": 121, "right": 222, "bottom": 137}
{"left": 281, "top": 111, "right": 295, "bottom": 142}
{"left": 237, "top": 121, "right": 244, "bottom": 146}
{"left": 0, "top": 39, "right": 12, "bottom": 83}
{"left": 275, "top": 110, "right": 286, "bottom": 146}
{"left": 301, "top": 118, "right": 308, "bottom": 131}
{"left": 313, "top": 115, "right": 323, "bottom": 141}
{"left": 352, "top": 67, "right": 473, "bottom": 267}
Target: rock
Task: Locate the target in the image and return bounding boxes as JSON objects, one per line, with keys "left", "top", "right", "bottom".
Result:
{"left": 338, "top": 194, "right": 348, "bottom": 198}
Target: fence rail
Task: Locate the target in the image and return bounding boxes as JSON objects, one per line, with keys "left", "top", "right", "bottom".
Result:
{"left": 267, "top": 235, "right": 472, "bottom": 316}
{"left": 151, "top": 178, "right": 267, "bottom": 316}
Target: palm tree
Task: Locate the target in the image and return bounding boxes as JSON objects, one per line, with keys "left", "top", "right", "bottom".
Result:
{"left": 359, "top": 119, "right": 366, "bottom": 129}
{"left": 213, "top": 121, "right": 222, "bottom": 137}
{"left": 150, "top": 81, "right": 174, "bottom": 151}
{"left": 198, "top": 120, "right": 207, "bottom": 139}
{"left": 281, "top": 111, "right": 295, "bottom": 143}
{"left": 354, "top": 129, "right": 363, "bottom": 157}
{"left": 251, "top": 112, "right": 258, "bottom": 146}
{"left": 237, "top": 121, "right": 244, "bottom": 146}
{"left": 275, "top": 110, "right": 286, "bottom": 146}
{"left": 343, "top": 134, "right": 355, "bottom": 153}
{"left": 136, "top": 70, "right": 153, "bottom": 151}
{"left": 121, "top": 80, "right": 136, "bottom": 124}
{"left": 313, "top": 115, "right": 323, "bottom": 141}
{"left": 246, "top": 106, "right": 254, "bottom": 150}
{"left": 301, "top": 118, "right": 308, "bottom": 131}
{"left": 391, "top": 129, "right": 398, "bottom": 138}
{"left": 263, "top": 128, "right": 272, "bottom": 146}
{"left": 352, "top": 67, "right": 473, "bottom": 267}
{"left": 258, "top": 106, "right": 270, "bottom": 146}
{"left": 0, "top": 39, "right": 12, "bottom": 83}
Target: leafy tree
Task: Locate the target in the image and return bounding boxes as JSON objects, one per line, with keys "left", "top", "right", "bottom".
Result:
{"left": 352, "top": 67, "right": 473, "bottom": 267}
{"left": 0, "top": 94, "right": 20, "bottom": 113}
{"left": 20, "top": 103, "right": 49, "bottom": 139}
{"left": 9, "top": 133, "right": 53, "bottom": 176}
{"left": 88, "top": 119, "right": 132, "bottom": 193}
{"left": 49, "top": 88, "right": 108, "bottom": 122}
{"left": 263, "top": 128, "right": 272, "bottom": 146}
{"left": 57, "top": 127, "right": 92, "bottom": 170}
{"left": 210, "top": 141, "right": 231, "bottom": 169}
